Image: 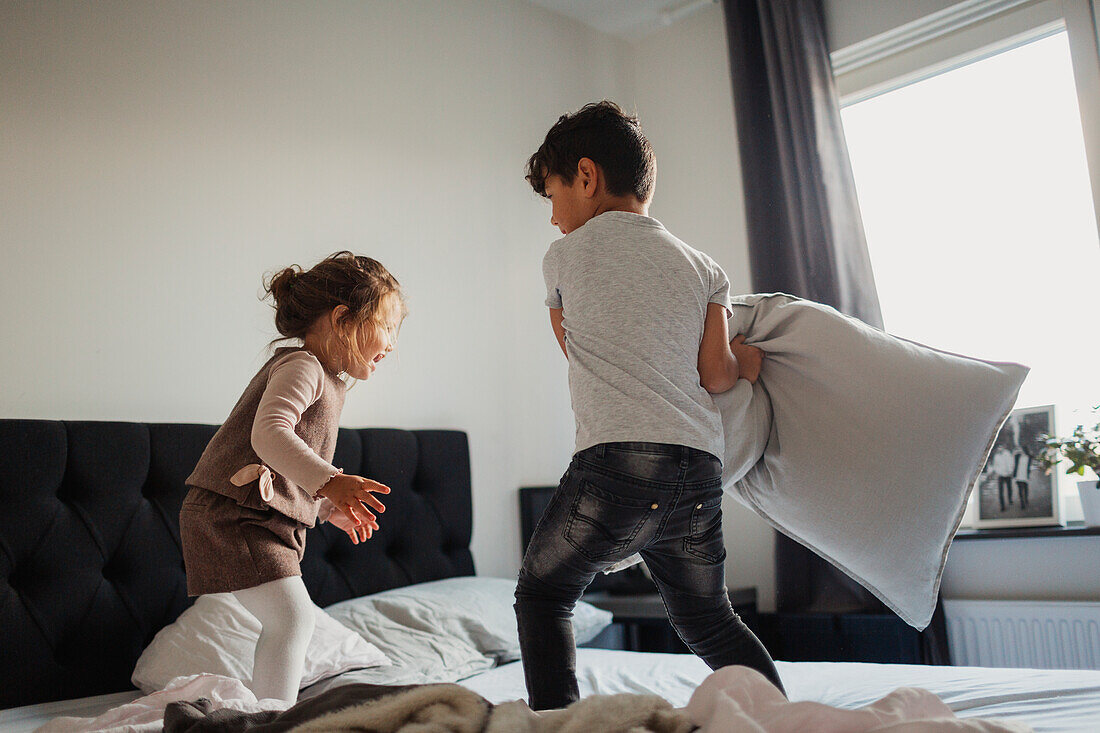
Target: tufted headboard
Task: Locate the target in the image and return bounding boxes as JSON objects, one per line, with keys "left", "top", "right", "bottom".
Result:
{"left": 0, "top": 420, "right": 474, "bottom": 709}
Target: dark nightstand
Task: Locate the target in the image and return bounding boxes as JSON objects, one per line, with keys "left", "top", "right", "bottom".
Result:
{"left": 754, "top": 612, "right": 924, "bottom": 663}
{"left": 582, "top": 587, "right": 759, "bottom": 653}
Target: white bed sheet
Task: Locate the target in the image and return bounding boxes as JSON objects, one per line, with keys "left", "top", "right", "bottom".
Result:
{"left": 0, "top": 690, "right": 143, "bottom": 733}
{"left": 460, "top": 650, "right": 1100, "bottom": 733}
{"left": 455, "top": 647, "right": 1100, "bottom": 726}
{"left": 3, "top": 650, "right": 1099, "bottom": 732}
{"left": 460, "top": 648, "right": 709, "bottom": 705}
{"left": 780, "top": 660, "right": 1100, "bottom": 732}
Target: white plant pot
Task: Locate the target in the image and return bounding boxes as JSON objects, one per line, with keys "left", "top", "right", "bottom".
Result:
{"left": 1079, "top": 480, "right": 1100, "bottom": 527}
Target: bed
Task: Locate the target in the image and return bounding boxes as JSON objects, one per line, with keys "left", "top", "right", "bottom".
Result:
{"left": 1, "top": 419, "right": 1098, "bottom": 732}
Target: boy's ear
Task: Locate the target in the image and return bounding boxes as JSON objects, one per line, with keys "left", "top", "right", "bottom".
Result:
{"left": 576, "top": 157, "right": 600, "bottom": 198}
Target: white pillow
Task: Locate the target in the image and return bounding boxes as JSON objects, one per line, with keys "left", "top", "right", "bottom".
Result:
{"left": 717, "top": 294, "right": 1028, "bottom": 629}
{"left": 326, "top": 576, "right": 613, "bottom": 663}
{"left": 131, "top": 593, "right": 390, "bottom": 694}
{"left": 323, "top": 598, "right": 495, "bottom": 685}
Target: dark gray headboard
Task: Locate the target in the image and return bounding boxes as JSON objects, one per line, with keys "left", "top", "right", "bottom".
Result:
{"left": 0, "top": 420, "right": 474, "bottom": 709}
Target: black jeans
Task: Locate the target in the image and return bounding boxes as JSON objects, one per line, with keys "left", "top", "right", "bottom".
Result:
{"left": 514, "top": 442, "right": 785, "bottom": 710}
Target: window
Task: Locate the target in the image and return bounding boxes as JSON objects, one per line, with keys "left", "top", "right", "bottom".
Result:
{"left": 840, "top": 30, "right": 1100, "bottom": 522}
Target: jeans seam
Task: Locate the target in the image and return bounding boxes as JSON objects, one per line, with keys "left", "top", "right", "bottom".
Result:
{"left": 683, "top": 529, "right": 724, "bottom": 563}
{"left": 588, "top": 442, "right": 690, "bottom": 457}
{"left": 572, "top": 456, "right": 682, "bottom": 490}
{"left": 564, "top": 514, "right": 650, "bottom": 559}
{"left": 606, "top": 447, "right": 679, "bottom": 456}
{"left": 649, "top": 460, "right": 689, "bottom": 542}
{"left": 684, "top": 541, "right": 725, "bottom": 563}
{"left": 683, "top": 494, "right": 724, "bottom": 562}
{"left": 563, "top": 484, "right": 654, "bottom": 560}
{"left": 683, "top": 477, "right": 723, "bottom": 489}
{"left": 690, "top": 498, "right": 723, "bottom": 537}
{"left": 525, "top": 479, "right": 568, "bottom": 565}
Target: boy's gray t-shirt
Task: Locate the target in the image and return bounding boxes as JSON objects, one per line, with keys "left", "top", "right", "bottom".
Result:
{"left": 543, "top": 211, "right": 731, "bottom": 460}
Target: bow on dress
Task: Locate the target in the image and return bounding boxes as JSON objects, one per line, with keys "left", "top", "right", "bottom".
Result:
{"left": 229, "top": 464, "right": 275, "bottom": 502}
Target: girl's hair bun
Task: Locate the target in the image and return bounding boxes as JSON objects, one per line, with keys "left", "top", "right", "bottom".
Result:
{"left": 262, "top": 251, "right": 405, "bottom": 349}
{"left": 266, "top": 265, "right": 302, "bottom": 312}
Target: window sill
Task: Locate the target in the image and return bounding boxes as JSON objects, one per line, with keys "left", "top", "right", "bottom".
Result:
{"left": 954, "top": 521, "right": 1100, "bottom": 540}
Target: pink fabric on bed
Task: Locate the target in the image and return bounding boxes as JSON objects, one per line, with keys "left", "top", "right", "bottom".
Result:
{"left": 686, "top": 667, "right": 1031, "bottom": 732}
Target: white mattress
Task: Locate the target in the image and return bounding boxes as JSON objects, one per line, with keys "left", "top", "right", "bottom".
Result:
{"left": 461, "top": 650, "right": 1100, "bottom": 732}
{"left": 0, "top": 690, "right": 143, "bottom": 733}
{"left": 3, "top": 650, "right": 1099, "bottom": 732}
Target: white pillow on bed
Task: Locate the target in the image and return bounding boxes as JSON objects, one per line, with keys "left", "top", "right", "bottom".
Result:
{"left": 322, "top": 597, "right": 496, "bottom": 684}
{"left": 131, "top": 593, "right": 390, "bottom": 694}
{"left": 326, "top": 576, "right": 613, "bottom": 663}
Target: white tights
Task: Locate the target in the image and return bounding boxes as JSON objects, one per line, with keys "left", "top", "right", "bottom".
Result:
{"left": 233, "top": 576, "right": 315, "bottom": 703}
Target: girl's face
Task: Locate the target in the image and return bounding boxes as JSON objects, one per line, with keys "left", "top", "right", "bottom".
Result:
{"left": 307, "top": 298, "right": 402, "bottom": 380}
{"left": 343, "top": 317, "right": 396, "bottom": 380}
{"left": 341, "top": 297, "right": 401, "bottom": 381}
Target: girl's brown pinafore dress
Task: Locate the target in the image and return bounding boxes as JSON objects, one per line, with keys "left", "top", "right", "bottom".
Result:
{"left": 179, "top": 347, "right": 346, "bottom": 596}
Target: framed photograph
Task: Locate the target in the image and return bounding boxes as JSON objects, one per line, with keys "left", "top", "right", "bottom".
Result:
{"left": 974, "top": 405, "right": 1062, "bottom": 528}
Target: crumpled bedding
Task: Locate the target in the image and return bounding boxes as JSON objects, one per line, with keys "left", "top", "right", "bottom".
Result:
{"left": 34, "top": 674, "right": 289, "bottom": 733}
{"left": 686, "top": 667, "right": 1030, "bottom": 732}
{"left": 150, "top": 667, "right": 1028, "bottom": 733}
{"left": 33, "top": 666, "right": 1035, "bottom": 733}
{"left": 165, "top": 682, "right": 692, "bottom": 733}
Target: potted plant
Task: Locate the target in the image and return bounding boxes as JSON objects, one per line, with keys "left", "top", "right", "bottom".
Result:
{"left": 1039, "top": 418, "right": 1100, "bottom": 526}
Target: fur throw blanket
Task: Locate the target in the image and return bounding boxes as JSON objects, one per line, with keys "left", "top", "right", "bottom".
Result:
{"left": 164, "top": 682, "right": 693, "bottom": 733}
{"left": 164, "top": 668, "right": 1029, "bottom": 733}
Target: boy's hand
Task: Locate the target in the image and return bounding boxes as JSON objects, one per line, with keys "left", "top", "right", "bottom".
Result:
{"left": 317, "top": 473, "right": 390, "bottom": 530}
{"left": 730, "top": 334, "right": 764, "bottom": 384}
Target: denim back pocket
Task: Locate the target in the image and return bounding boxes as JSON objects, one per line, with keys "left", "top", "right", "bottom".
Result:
{"left": 564, "top": 480, "right": 656, "bottom": 560}
{"left": 684, "top": 494, "right": 725, "bottom": 563}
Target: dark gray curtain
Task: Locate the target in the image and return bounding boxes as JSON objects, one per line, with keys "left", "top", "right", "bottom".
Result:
{"left": 723, "top": 0, "right": 882, "bottom": 615}
{"left": 721, "top": 0, "right": 949, "bottom": 662}
{"left": 723, "top": 0, "right": 881, "bottom": 327}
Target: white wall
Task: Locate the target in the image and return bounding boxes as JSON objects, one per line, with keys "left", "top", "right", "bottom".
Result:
{"left": 0, "top": 0, "right": 634, "bottom": 580}
{"left": 629, "top": 4, "right": 779, "bottom": 612}
{"left": 4, "top": 0, "right": 1094, "bottom": 611}
{"left": 941, "top": 536, "right": 1100, "bottom": 600}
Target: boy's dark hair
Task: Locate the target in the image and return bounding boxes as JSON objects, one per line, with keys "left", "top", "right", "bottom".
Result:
{"left": 526, "top": 101, "right": 655, "bottom": 202}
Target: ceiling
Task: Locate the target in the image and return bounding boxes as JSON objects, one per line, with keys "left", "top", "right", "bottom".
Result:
{"left": 525, "top": 0, "right": 719, "bottom": 40}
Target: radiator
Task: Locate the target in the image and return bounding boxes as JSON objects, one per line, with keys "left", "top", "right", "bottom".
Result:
{"left": 944, "top": 600, "right": 1100, "bottom": 669}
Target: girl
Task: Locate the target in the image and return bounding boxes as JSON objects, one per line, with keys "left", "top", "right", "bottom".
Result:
{"left": 179, "top": 251, "right": 405, "bottom": 702}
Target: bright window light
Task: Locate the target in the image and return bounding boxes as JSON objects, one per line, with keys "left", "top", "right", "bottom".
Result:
{"left": 841, "top": 30, "right": 1100, "bottom": 519}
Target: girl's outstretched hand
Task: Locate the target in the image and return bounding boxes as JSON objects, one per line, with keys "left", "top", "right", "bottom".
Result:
{"left": 327, "top": 508, "right": 378, "bottom": 543}
{"left": 317, "top": 473, "right": 391, "bottom": 540}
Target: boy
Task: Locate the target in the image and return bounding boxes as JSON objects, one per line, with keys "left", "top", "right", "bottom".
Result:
{"left": 515, "top": 101, "right": 785, "bottom": 710}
